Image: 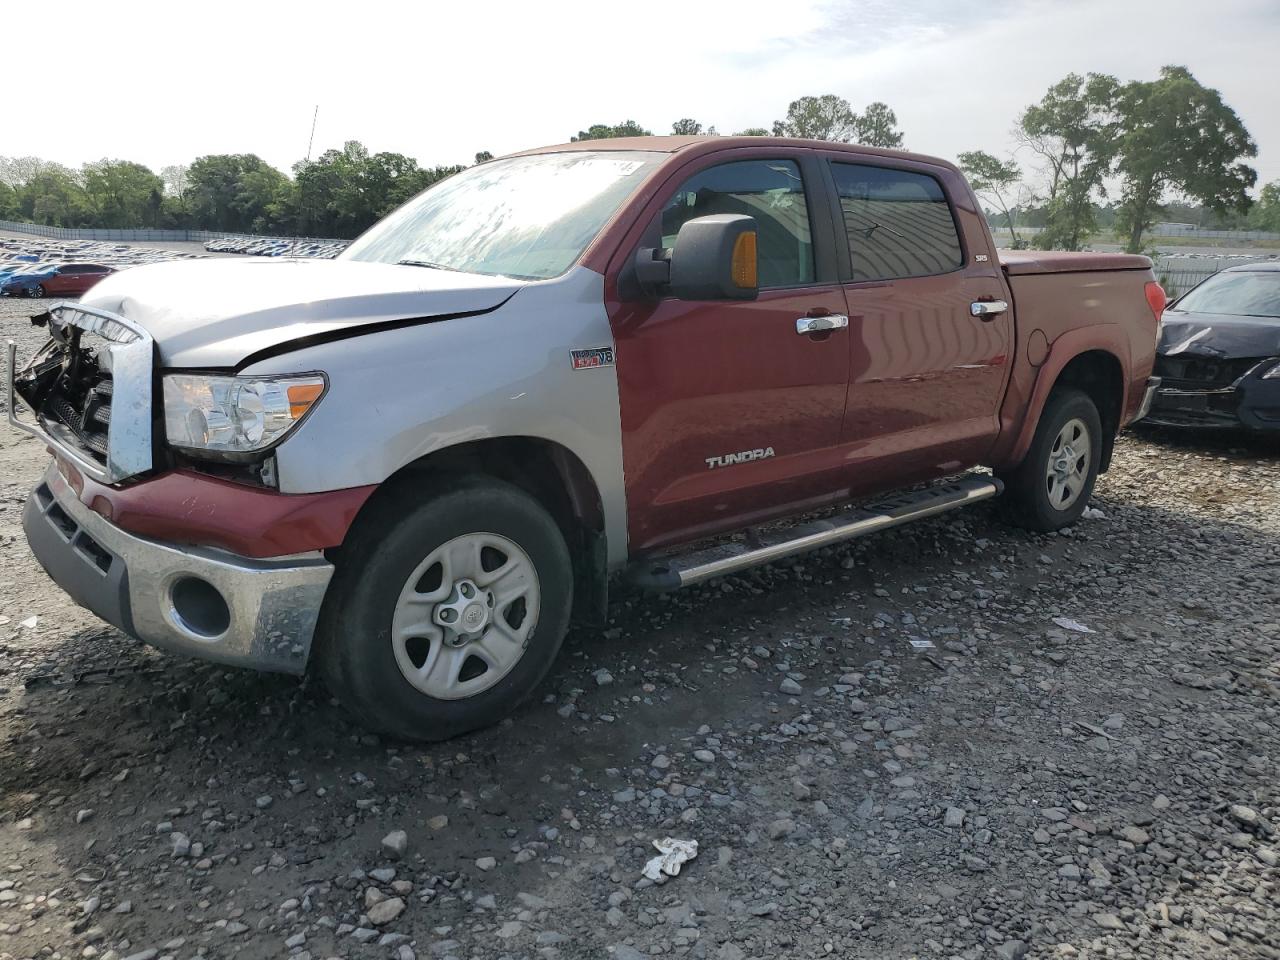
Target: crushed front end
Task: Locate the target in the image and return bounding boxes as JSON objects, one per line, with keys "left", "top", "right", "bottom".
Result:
{"left": 1145, "top": 353, "right": 1280, "bottom": 431}
{"left": 8, "top": 302, "right": 336, "bottom": 674}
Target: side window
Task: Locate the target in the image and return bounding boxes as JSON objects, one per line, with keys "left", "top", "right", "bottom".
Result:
{"left": 830, "top": 162, "right": 963, "bottom": 282}
{"left": 660, "top": 159, "right": 814, "bottom": 288}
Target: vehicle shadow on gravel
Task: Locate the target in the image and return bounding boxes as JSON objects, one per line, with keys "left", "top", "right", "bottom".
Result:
{"left": 6, "top": 489, "right": 1275, "bottom": 795}
{"left": 1132, "top": 423, "right": 1280, "bottom": 460}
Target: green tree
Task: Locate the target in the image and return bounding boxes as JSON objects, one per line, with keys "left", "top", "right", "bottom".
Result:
{"left": 772, "top": 95, "right": 858, "bottom": 141}
{"left": 855, "top": 102, "right": 904, "bottom": 148}
{"left": 188, "top": 154, "right": 290, "bottom": 233}
{"left": 1110, "top": 66, "right": 1256, "bottom": 253}
{"left": 1018, "top": 72, "right": 1118, "bottom": 251}
{"left": 733, "top": 127, "right": 770, "bottom": 136}
{"left": 1248, "top": 181, "right": 1280, "bottom": 232}
{"left": 82, "top": 159, "right": 165, "bottom": 228}
{"left": 474, "top": 151, "right": 494, "bottom": 164}
{"left": 18, "top": 166, "right": 90, "bottom": 226}
{"left": 0, "top": 156, "right": 57, "bottom": 190}
{"left": 670, "top": 118, "right": 717, "bottom": 136}
{"left": 0, "top": 181, "right": 17, "bottom": 219}
{"left": 571, "top": 121, "right": 652, "bottom": 141}
{"left": 293, "top": 141, "right": 464, "bottom": 237}
{"left": 958, "top": 150, "right": 1023, "bottom": 246}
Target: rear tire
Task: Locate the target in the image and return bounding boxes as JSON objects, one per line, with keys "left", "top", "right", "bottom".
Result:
{"left": 316, "top": 476, "right": 573, "bottom": 741}
{"left": 999, "top": 388, "right": 1102, "bottom": 532}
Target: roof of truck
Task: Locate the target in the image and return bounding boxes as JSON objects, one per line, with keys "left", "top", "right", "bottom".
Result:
{"left": 508, "top": 136, "right": 960, "bottom": 172}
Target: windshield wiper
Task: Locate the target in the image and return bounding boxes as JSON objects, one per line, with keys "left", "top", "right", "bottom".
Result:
{"left": 397, "top": 258, "right": 462, "bottom": 272}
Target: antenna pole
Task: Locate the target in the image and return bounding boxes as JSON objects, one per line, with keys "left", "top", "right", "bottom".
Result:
{"left": 306, "top": 104, "right": 319, "bottom": 162}
{"left": 295, "top": 105, "right": 319, "bottom": 258}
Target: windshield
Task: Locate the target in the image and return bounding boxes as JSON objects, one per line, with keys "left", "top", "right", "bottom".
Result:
{"left": 342, "top": 150, "right": 663, "bottom": 280}
{"left": 1173, "top": 270, "right": 1280, "bottom": 319}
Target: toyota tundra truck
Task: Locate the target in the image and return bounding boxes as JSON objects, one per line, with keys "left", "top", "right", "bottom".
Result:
{"left": 8, "top": 136, "right": 1165, "bottom": 740}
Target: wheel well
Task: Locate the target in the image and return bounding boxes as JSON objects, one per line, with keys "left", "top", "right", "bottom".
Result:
{"left": 341, "top": 437, "right": 608, "bottom": 623}
{"left": 1052, "top": 350, "right": 1124, "bottom": 472}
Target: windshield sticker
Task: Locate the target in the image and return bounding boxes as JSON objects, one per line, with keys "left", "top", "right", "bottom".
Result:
{"left": 570, "top": 347, "right": 615, "bottom": 370}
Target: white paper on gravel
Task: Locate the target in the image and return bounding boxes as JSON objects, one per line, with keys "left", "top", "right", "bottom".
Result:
{"left": 641, "top": 837, "right": 698, "bottom": 881}
{"left": 1052, "top": 617, "right": 1096, "bottom": 634}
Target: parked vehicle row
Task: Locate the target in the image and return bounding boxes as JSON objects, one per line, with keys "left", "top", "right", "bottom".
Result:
{"left": 0, "top": 237, "right": 203, "bottom": 298}
{"left": 203, "top": 235, "right": 347, "bottom": 258}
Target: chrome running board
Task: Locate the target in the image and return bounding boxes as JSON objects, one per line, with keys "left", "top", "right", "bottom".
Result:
{"left": 628, "top": 475, "right": 1003, "bottom": 591}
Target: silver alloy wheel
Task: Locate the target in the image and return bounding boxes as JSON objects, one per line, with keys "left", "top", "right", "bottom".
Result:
{"left": 1045, "top": 416, "right": 1090, "bottom": 510}
{"left": 390, "top": 532, "right": 540, "bottom": 701}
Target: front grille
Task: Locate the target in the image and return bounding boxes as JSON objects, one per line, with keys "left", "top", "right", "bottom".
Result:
{"left": 11, "top": 302, "right": 154, "bottom": 483}
{"left": 1155, "top": 355, "right": 1264, "bottom": 390}
{"left": 47, "top": 373, "right": 113, "bottom": 458}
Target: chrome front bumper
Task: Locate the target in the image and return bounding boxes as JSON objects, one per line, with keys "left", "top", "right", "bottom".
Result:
{"left": 24, "top": 464, "right": 333, "bottom": 674}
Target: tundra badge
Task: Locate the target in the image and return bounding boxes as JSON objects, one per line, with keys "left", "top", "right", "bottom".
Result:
{"left": 706, "top": 447, "right": 775, "bottom": 469}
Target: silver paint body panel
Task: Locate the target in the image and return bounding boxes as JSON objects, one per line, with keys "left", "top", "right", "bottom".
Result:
{"left": 81, "top": 257, "right": 524, "bottom": 368}
{"left": 239, "top": 265, "right": 631, "bottom": 566}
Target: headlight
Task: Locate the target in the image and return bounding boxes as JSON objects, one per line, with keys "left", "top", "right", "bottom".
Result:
{"left": 1261, "top": 360, "right": 1280, "bottom": 380}
{"left": 163, "top": 373, "right": 326, "bottom": 455}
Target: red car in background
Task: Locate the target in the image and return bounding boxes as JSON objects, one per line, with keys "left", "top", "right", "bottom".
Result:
{"left": 25, "top": 263, "right": 115, "bottom": 298}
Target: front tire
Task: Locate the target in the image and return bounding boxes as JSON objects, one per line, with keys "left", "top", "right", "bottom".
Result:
{"left": 999, "top": 388, "right": 1102, "bottom": 532}
{"left": 316, "top": 476, "right": 573, "bottom": 741}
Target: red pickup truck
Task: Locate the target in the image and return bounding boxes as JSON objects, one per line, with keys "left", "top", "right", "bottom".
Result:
{"left": 13, "top": 136, "right": 1163, "bottom": 740}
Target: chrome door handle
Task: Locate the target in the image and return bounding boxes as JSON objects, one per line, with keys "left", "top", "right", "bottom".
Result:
{"left": 796, "top": 314, "right": 849, "bottom": 335}
{"left": 970, "top": 300, "right": 1008, "bottom": 320}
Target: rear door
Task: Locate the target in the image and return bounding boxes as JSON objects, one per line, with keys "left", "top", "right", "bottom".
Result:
{"left": 608, "top": 152, "right": 851, "bottom": 552}
{"left": 823, "top": 156, "right": 1012, "bottom": 487}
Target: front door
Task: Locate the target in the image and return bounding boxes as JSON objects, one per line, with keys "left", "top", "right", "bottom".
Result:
{"left": 609, "top": 155, "right": 851, "bottom": 553}
{"left": 825, "top": 157, "right": 1012, "bottom": 491}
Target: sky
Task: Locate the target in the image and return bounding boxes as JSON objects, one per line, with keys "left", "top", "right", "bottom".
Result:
{"left": 5, "top": 0, "right": 1278, "bottom": 194}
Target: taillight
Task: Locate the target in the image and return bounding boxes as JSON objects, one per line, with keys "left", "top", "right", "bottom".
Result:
{"left": 1144, "top": 281, "right": 1166, "bottom": 322}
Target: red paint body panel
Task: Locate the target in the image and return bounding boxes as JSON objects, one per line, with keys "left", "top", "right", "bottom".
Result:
{"left": 54, "top": 457, "right": 376, "bottom": 559}
{"left": 589, "top": 137, "right": 1157, "bottom": 555}
{"left": 824, "top": 152, "right": 1015, "bottom": 491}
{"left": 988, "top": 268, "right": 1160, "bottom": 468}
{"left": 610, "top": 287, "right": 851, "bottom": 552}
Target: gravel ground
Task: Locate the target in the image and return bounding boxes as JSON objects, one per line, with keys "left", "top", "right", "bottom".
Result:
{"left": 0, "top": 295, "right": 1277, "bottom": 960}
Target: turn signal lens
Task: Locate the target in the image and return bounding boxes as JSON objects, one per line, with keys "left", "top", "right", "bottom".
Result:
{"left": 731, "top": 231, "right": 758, "bottom": 289}
{"left": 1144, "top": 281, "right": 1167, "bottom": 322}
{"left": 287, "top": 382, "right": 325, "bottom": 418}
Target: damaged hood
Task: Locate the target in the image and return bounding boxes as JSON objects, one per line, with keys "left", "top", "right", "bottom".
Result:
{"left": 1159, "top": 310, "right": 1280, "bottom": 360}
{"left": 80, "top": 257, "right": 525, "bottom": 367}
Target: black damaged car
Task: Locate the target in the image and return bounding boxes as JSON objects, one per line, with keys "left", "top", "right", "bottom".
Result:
{"left": 1145, "top": 262, "right": 1280, "bottom": 432}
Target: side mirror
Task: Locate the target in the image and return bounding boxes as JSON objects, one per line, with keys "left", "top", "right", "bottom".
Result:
{"left": 634, "top": 214, "right": 759, "bottom": 301}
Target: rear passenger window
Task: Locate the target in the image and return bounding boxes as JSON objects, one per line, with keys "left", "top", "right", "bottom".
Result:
{"left": 661, "top": 159, "right": 814, "bottom": 288}
{"left": 830, "top": 162, "right": 963, "bottom": 282}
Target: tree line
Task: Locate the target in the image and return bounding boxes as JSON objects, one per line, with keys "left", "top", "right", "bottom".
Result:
{"left": 0, "top": 145, "right": 480, "bottom": 239}
{"left": 959, "top": 66, "right": 1273, "bottom": 252}
{"left": 2, "top": 75, "right": 1273, "bottom": 250}
{"left": 0, "top": 95, "right": 904, "bottom": 241}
